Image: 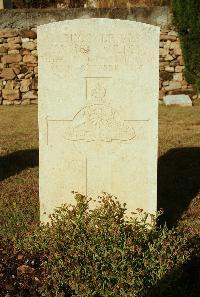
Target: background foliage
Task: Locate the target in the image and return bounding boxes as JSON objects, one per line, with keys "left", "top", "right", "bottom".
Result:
{"left": 172, "top": 0, "right": 200, "bottom": 93}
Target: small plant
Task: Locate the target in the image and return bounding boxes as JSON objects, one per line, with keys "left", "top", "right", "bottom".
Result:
{"left": 18, "top": 193, "right": 191, "bottom": 297}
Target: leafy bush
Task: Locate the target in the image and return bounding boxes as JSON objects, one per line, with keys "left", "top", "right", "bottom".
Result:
{"left": 13, "top": 0, "right": 56, "bottom": 8}
{"left": 18, "top": 193, "right": 191, "bottom": 297}
{"left": 172, "top": 0, "right": 200, "bottom": 93}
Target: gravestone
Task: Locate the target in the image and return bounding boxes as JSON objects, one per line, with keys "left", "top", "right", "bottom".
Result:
{"left": 163, "top": 94, "right": 192, "bottom": 106}
{"left": 38, "top": 19, "right": 160, "bottom": 222}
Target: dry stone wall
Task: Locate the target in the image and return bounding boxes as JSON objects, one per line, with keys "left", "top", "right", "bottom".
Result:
{"left": 0, "top": 26, "right": 197, "bottom": 105}
{"left": 159, "top": 29, "right": 197, "bottom": 102}
{"left": 0, "top": 29, "right": 38, "bottom": 105}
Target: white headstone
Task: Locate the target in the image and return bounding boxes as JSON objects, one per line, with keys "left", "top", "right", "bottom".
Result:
{"left": 38, "top": 19, "right": 160, "bottom": 222}
{"left": 163, "top": 94, "right": 192, "bottom": 106}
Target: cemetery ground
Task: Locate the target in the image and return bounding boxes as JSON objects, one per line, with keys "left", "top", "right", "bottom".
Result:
{"left": 0, "top": 105, "right": 200, "bottom": 296}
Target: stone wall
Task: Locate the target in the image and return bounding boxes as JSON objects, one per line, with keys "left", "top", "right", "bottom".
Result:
{"left": 0, "top": 8, "right": 197, "bottom": 105}
{"left": 0, "top": 7, "right": 172, "bottom": 29}
{"left": 159, "top": 29, "right": 196, "bottom": 101}
{"left": 0, "top": 29, "right": 38, "bottom": 105}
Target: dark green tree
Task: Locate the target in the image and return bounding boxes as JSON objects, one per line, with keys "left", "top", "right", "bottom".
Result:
{"left": 172, "top": 0, "right": 200, "bottom": 93}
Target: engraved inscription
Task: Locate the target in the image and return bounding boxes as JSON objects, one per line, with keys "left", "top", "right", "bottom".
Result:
{"left": 65, "top": 104, "right": 135, "bottom": 142}
{"left": 90, "top": 83, "right": 106, "bottom": 101}
{"left": 64, "top": 77, "right": 135, "bottom": 143}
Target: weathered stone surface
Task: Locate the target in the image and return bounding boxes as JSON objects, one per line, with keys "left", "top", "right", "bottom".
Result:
{"left": 31, "top": 50, "right": 38, "bottom": 56}
{"left": 20, "top": 29, "right": 37, "bottom": 39}
{"left": 175, "top": 65, "right": 184, "bottom": 73}
{"left": 159, "top": 89, "right": 166, "bottom": 99}
{"left": 169, "top": 89, "right": 195, "bottom": 97}
{"left": 163, "top": 94, "right": 192, "bottom": 106}
{"left": 159, "top": 48, "right": 168, "bottom": 56}
{"left": 6, "top": 43, "right": 21, "bottom": 50}
{"left": 160, "top": 61, "right": 168, "bottom": 67}
{"left": 25, "top": 71, "right": 34, "bottom": 79}
{"left": 23, "top": 54, "right": 37, "bottom": 63}
{"left": 169, "top": 61, "right": 177, "bottom": 67}
{"left": 174, "top": 47, "right": 182, "bottom": 56}
{"left": 0, "top": 46, "right": 7, "bottom": 53}
{"left": 170, "top": 41, "right": 179, "bottom": 49}
{"left": 21, "top": 37, "right": 30, "bottom": 43}
{"left": 5, "top": 80, "right": 17, "bottom": 90}
{"left": 27, "top": 63, "right": 37, "bottom": 67}
{"left": 21, "top": 98, "right": 30, "bottom": 105}
{"left": 2, "top": 99, "right": 13, "bottom": 105}
{"left": 168, "top": 30, "right": 178, "bottom": 36}
{"left": 22, "top": 41, "right": 36, "bottom": 50}
{"left": 20, "top": 65, "right": 28, "bottom": 73}
{"left": 165, "top": 54, "right": 173, "bottom": 61}
{"left": 20, "top": 79, "right": 31, "bottom": 92}
{"left": 160, "top": 34, "right": 177, "bottom": 41}
{"left": 34, "top": 66, "right": 38, "bottom": 74}
{"left": 38, "top": 19, "right": 160, "bottom": 222}
{"left": 177, "top": 56, "right": 184, "bottom": 65}
{"left": 164, "top": 81, "right": 181, "bottom": 91}
{"left": 21, "top": 49, "right": 30, "bottom": 55}
{"left": 8, "top": 49, "right": 20, "bottom": 54}
{"left": 173, "top": 73, "right": 183, "bottom": 81}
{"left": 7, "top": 36, "right": 22, "bottom": 44}
{"left": 0, "top": 68, "right": 16, "bottom": 80}
{"left": 0, "top": 31, "right": 18, "bottom": 38}
{"left": 165, "top": 66, "right": 174, "bottom": 72}
{"left": 31, "top": 77, "right": 38, "bottom": 89}
{"left": 12, "top": 67, "right": 21, "bottom": 75}
{"left": 17, "top": 73, "right": 25, "bottom": 79}
{"left": 160, "top": 71, "right": 173, "bottom": 81}
{"left": 162, "top": 81, "right": 169, "bottom": 87}
{"left": 22, "top": 90, "right": 37, "bottom": 99}
{"left": 1, "top": 54, "right": 22, "bottom": 64}
{"left": 31, "top": 99, "right": 38, "bottom": 104}
{"left": 14, "top": 100, "right": 21, "bottom": 105}
{"left": 2, "top": 87, "right": 19, "bottom": 100}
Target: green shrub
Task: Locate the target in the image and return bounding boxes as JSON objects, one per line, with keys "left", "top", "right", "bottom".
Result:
{"left": 13, "top": 0, "right": 56, "bottom": 8}
{"left": 172, "top": 0, "right": 200, "bottom": 93}
{"left": 18, "top": 193, "right": 191, "bottom": 297}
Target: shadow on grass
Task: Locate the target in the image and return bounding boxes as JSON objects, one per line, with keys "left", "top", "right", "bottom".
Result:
{"left": 158, "top": 147, "right": 200, "bottom": 228}
{"left": 144, "top": 238, "right": 200, "bottom": 297}
{"left": 0, "top": 149, "right": 39, "bottom": 181}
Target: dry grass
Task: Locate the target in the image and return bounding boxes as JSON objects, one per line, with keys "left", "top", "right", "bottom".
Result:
{"left": 0, "top": 106, "right": 39, "bottom": 241}
{"left": 158, "top": 106, "right": 200, "bottom": 237}
{"left": 0, "top": 105, "right": 200, "bottom": 240}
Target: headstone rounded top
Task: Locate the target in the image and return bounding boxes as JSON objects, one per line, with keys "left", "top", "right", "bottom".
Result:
{"left": 37, "top": 18, "right": 160, "bottom": 33}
